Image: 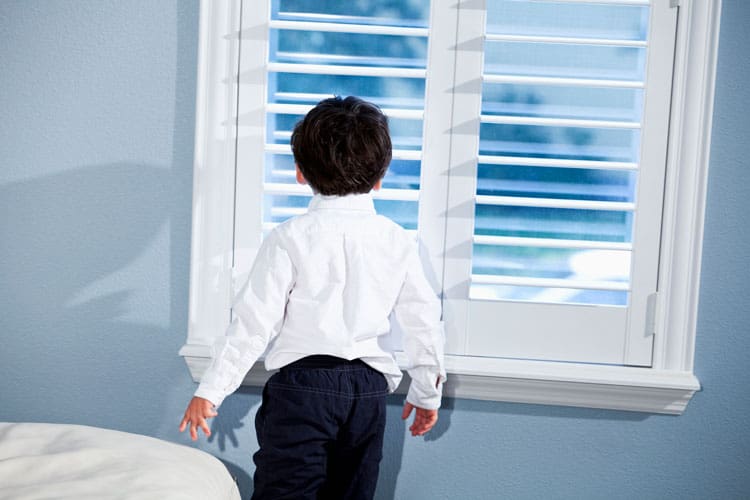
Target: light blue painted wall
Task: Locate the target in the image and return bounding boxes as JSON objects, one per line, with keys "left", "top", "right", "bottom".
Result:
{"left": 1, "top": 1, "right": 748, "bottom": 499}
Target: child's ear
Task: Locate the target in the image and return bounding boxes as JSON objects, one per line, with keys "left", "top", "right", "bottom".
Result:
{"left": 295, "top": 164, "right": 307, "bottom": 185}
{"left": 373, "top": 178, "right": 382, "bottom": 191}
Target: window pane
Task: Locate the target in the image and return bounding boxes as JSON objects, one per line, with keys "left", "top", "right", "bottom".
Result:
{"left": 273, "top": 30, "right": 428, "bottom": 68}
{"left": 484, "top": 42, "right": 646, "bottom": 82}
{"left": 276, "top": 0, "right": 429, "bottom": 27}
{"left": 472, "top": 245, "right": 630, "bottom": 282}
{"left": 374, "top": 200, "right": 419, "bottom": 230}
{"left": 486, "top": 1, "right": 649, "bottom": 41}
{"left": 479, "top": 123, "right": 640, "bottom": 163}
{"left": 269, "top": 74, "right": 425, "bottom": 108}
{"left": 474, "top": 205, "right": 633, "bottom": 242}
{"left": 264, "top": 153, "right": 297, "bottom": 184}
{"left": 477, "top": 164, "right": 636, "bottom": 203}
{"left": 482, "top": 83, "right": 644, "bottom": 122}
{"left": 266, "top": 113, "right": 299, "bottom": 145}
{"left": 383, "top": 159, "right": 421, "bottom": 190}
{"left": 471, "top": 284, "right": 628, "bottom": 306}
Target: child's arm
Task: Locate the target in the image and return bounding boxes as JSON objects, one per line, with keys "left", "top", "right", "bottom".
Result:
{"left": 179, "top": 230, "right": 295, "bottom": 437}
{"left": 179, "top": 396, "right": 218, "bottom": 441}
{"left": 393, "top": 242, "right": 447, "bottom": 429}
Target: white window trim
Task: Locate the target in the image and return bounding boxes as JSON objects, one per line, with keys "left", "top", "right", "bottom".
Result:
{"left": 180, "top": 0, "right": 721, "bottom": 415}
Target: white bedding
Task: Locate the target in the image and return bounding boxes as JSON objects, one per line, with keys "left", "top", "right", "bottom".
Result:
{"left": 0, "top": 422, "right": 241, "bottom": 500}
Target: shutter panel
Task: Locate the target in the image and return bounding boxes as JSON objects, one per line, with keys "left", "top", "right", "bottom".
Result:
{"left": 440, "top": 0, "right": 677, "bottom": 365}
{"left": 234, "top": 0, "right": 431, "bottom": 268}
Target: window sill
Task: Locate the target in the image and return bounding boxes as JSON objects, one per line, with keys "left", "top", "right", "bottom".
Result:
{"left": 179, "top": 343, "right": 699, "bottom": 415}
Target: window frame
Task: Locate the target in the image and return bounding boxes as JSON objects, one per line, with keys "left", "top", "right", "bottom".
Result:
{"left": 180, "top": 0, "right": 720, "bottom": 414}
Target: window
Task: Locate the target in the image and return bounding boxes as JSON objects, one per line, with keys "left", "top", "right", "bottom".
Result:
{"left": 182, "top": 0, "right": 721, "bottom": 414}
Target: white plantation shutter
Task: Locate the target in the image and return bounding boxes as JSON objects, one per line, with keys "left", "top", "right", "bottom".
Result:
{"left": 233, "top": 0, "right": 430, "bottom": 280}
{"left": 433, "top": 0, "right": 677, "bottom": 366}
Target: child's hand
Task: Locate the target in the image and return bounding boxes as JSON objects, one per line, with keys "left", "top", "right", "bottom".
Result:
{"left": 401, "top": 402, "right": 438, "bottom": 437}
{"left": 179, "top": 397, "right": 218, "bottom": 441}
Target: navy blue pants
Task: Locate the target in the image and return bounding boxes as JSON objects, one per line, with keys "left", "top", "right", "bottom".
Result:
{"left": 252, "top": 356, "right": 389, "bottom": 500}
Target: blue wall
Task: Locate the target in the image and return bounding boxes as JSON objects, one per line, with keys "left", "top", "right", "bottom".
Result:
{"left": 1, "top": 1, "right": 748, "bottom": 499}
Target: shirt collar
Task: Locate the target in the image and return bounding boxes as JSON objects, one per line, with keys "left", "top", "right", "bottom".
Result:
{"left": 308, "top": 192, "right": 376, "bottom": 213}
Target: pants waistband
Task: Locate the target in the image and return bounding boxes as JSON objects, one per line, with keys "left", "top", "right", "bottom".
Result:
{"left": 283, "top": 355, "right": 367, "bottom": 370}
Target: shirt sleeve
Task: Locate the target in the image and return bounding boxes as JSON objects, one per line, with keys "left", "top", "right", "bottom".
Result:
{"left": 194, "top": 230, "right": 295, "bottom": 407}
{"left": 392, "top": 243, "right": 447, "bottom": 410}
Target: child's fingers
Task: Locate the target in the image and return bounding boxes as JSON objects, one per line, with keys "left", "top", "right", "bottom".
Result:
{"left": 410, "top": 416, "right": 429, "bottom": 435}
{"left": 180, "top": 413, "right": 216, "bottom": 442}
{"left": 411, "top": 423, "right": 432, "bottom": 436}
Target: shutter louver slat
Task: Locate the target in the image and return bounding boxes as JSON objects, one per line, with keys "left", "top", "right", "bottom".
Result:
{"left": 268, "top": 62, "right": 426, "bottom": 79}
{"left": 482, "top": 74, "right": 644, "bottom": 89}
{"left": 269, "top": 20, "right": 429, "bottom": 37}
{"left": 476, "top": 155, "right": 637, "bottom": 171}
{"left": 264, "top": 143, "right": 422, "bottom": 161}
{"left": 484, "top": 33, "right": 647, "bottom": 47}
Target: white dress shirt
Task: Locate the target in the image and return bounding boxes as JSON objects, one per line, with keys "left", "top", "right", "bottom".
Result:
{"left": 195, "top": 192, "right": 446, "bottom": 410}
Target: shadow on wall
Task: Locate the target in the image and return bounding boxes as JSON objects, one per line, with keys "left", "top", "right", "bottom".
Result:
{"left": 0, "top": 164, "right": 187, "bottom": 431}
{"left": 206, "top": 386, "right": 260, "bottom": 496}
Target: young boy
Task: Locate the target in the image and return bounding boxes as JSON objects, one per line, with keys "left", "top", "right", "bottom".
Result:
{"left": 179, "top": 96, "right": 446, "bottom": 499}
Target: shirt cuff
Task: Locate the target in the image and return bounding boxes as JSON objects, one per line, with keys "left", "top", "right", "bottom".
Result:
{"left": 194, "top": 385, "right": 225, "bottom": 409}
{"left": 405, "top": 365, "right": 446, "bottom": 410}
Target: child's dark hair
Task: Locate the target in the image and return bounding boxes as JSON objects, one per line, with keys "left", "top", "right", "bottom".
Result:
{"left": 291, "top": 96, "right": 392, "bottom": 196}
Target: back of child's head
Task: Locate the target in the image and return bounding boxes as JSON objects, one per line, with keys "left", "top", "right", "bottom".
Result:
{"left": 291, "top": 96, "right": 392, "bottom": 196}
